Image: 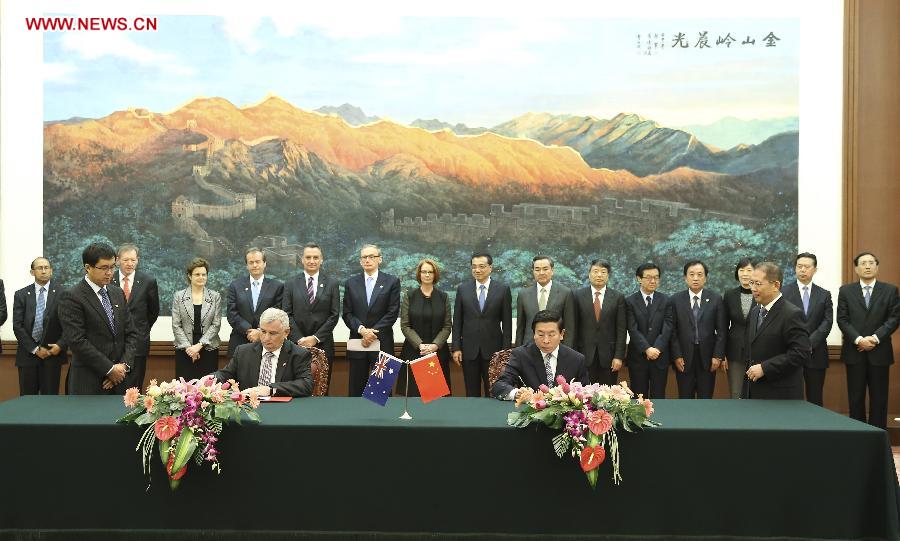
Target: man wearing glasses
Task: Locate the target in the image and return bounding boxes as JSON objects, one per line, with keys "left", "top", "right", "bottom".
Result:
{"left": 342, "top": 244, "right": 400, "bottom": 397}
{"left": 743, "top": 261, "right": 810, "bottom": 399}
{"left": 58, "top": 243, "right": 138, "bottom": 395}
{"left": 625, "top": 263, "right": 673, "bottom": 399}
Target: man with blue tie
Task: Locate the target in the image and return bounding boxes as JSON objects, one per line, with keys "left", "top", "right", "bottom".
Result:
{"left": 226, "top": 248, "right": 284, "bottom": 358}
{"left": 12, "top": 257, "right": 68, "bottom": 395}
{"left": 58, "top": 243, "right": 138, "bottom": 395}
{"left": 782, "top": 252, "right": 833, "bottom": 406}
{"left": 836, "top": 252, "right": 900, "bottom": 428}
{"left": 342, "top": 244, "right": 401, "bottom": 396}
{"left": 452, "top": 252, "right": 513, "bottom": 397}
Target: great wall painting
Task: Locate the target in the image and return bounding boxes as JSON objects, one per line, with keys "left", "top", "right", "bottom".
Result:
{"left": 42, "top": 15, "right": 799, "bottom": 313}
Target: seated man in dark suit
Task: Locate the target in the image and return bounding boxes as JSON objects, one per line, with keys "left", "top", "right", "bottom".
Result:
{"left": 744, "top": 262, "right": 810, "bottom": 399}
{"left": 492, "top": 310, "right": 589, "bottom": 401}
{"left": 214, "top": 307, "right": 312, "bottom": 397}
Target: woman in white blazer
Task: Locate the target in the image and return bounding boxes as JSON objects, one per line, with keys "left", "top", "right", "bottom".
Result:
{"left": 172, "top": 257, "right": 222, "bottom": 380}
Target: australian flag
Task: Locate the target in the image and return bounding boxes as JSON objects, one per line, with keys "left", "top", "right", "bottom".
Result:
{"left": 363, "top": 351, "right": 404, "bottom": 406}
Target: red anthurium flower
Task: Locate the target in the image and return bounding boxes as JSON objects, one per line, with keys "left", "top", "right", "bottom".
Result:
{"left": 580, "top": 445, "right": 606, "bottom": 472}
{"left": 588, "top": 409, "right": 613, "bottom": 436}
{"left": 166, "top": 452, "right": 188, "bottom": 480}
{"left": 154, "top": 416, "right": 179, "bottom": 441}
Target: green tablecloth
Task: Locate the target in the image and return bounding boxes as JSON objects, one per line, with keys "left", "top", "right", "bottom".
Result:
{"left": 0, "top": 397, "right": 897, "bottom": 540}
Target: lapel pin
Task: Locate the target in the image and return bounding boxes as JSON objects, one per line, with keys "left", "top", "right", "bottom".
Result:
{"left": 282, "top": 362, "right": 286, "bottom": 367}
{"left": 115, "top": 304, "right": 120, "bottom": 308}
{"left": 704, "top": 298, "right": 709, "bottom": 303}
{"left": 320, "top": 284, "right": 324, "bottom": 288}
{"left": 245, "top": 287, "right": 249, "bottom": 291}
{"left": 379, "top": 285, "right": 383, "bottom": 289}
{"left": 27, "top": 291, "right": 31, "bottom": 295}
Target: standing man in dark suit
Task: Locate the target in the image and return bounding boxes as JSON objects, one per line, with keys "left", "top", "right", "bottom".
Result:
{"left": 836, "top": 252, "right": 900, "bottom": 429}
{"left": 572, "top": 260, "right": 627, "bottom": 386}
{"left": 669, "top": 260, "right": 727, "bottom": 399}
{"left": 515, "top": 255, "right": 575, "bottom": 347}
{"left": 492, "top": 310, "right": 589, "bottom": 400}
{"left": 112, "top": 244, "right": 160, "bottom": 391}
{"left": 282, "top": 242, "right": 340, "bottom": 386}
{"left": 342, "top": 244, "right": 401, "bottom": 397}
{"left": 227, "top": 247, "right": 284, "bottom": 358}
{"left": 12, "top": 257, "right": 67, "bottom": 395}
{"left": 214, "top": 308, "right": 313, "bottom": 397}
{"left": 625, "top": 263, "right": 672, "bottom": 399}
{"left": 58, "top": 243, "right": 138, "bottom": 395}
{"left": 782, "top": 252, "right": 833, "bottom": 406}
{"left": 452, "top": 252, "right": 513, "bottom": 397}
{"left": 744, "top": 262, "right": 811, "bottom": 399}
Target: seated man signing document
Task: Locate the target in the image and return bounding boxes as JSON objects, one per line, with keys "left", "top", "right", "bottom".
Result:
{"left": 214, "top": 307, "right": 313, "bottom": 397}
{"left": 491, "top": 310, "right": 590, "bottom": 401}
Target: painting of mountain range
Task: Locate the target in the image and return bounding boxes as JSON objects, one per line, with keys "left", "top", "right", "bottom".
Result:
{"left": 42, "top": 15, "right": 799, "bottom": 313}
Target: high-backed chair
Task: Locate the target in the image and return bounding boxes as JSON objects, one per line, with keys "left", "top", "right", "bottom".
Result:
{"left": 309, "top": 347, "right": 330, "bottom": 397}
{"left": 487, "top": 348, "right": 513, "bottom": 390}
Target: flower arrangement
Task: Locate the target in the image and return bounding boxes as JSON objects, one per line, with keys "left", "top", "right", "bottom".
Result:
{"left": 507, "top": 376, "right": 658, "bottom": 489}
{"left": 117, "top": 375, "right": 261, "bottom": 490}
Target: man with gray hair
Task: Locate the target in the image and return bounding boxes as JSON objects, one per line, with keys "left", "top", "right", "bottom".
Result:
{"left": 744, "top": 261, "right": 810, "bottom": 399}
{"left": 214, "top": 307, "right": 313, "bottom": 397}
{"left": 113, "top": 243, "right": 160, "bottom": 390}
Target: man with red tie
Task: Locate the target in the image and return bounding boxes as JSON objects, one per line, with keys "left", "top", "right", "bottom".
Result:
{"left": 113, "top": 244, "right": 160, "bottom": 390}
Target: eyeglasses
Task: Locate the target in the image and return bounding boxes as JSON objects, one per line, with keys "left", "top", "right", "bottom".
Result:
{"left": 360, "top": 254, "right": 381, "bottom": 260}
{"left": 420, "top": 270, "right": 435, "bottom": 275}
{"left": 90, "top": 265, "right": 116, "bottom": 272}
{"left": 640, "top": 276, "right": 660, "bottom": 281}
{"left": 471, "top": 264, "right": 490, "bottom": 270}
{"left": 749, "top": 280, "right": 772, "bottom": 288}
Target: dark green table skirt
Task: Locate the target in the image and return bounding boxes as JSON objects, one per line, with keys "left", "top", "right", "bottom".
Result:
{"left": 0, "top": 397, "right": 897, "bottom": 540}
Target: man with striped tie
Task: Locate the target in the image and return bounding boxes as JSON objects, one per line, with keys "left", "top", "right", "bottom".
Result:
{"left": 12, "top": 257, "right": 68, "bottom": 395}
{"left": 58, "top": 243, "right": 138, "bottom": 395}
{"left": 213, "top": 308, "right": 312, "bottom": 397}
{"left": 491, "top": 310, "right": 588, "bottom": 400}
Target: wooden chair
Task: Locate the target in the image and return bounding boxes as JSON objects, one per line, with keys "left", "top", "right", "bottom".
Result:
{"left": 487, "top": 348, "right": 513, "bottom": 390}
{"left": 309, "top": 347, "right": 330, "bottom": 397}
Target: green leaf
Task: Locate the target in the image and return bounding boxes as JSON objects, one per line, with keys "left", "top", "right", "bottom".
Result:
{"left": 244, "top": 409, "right": 261, "bottom": 423}
{"left": 116, "top": 407, "right": 144, "bottom": 423}
{"left": 158, "top": 439, "right": 171, "bottom": 467}
{"left": 170, "top": 428, "right": 197, "bottom": 475}
{"left": 134, "top": 412, "right": 157, "bottom": 426}
{"left": 551, "top": 432, "right": 570, "bottom": 458}
{"left": 585, "top": 467, "right": 599, "bottom": 489}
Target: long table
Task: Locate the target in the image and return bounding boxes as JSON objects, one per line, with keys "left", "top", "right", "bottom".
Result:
{"left": 0, "top": 397, "right": 897, "bottom": 540}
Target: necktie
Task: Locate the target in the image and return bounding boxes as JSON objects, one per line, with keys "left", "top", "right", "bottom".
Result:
{"left": 478, "top": 284, "right": 487, "bottom": 311}
{"left": 259, "top": 351, "right": 274, "bottom": 386}
{"left": 864, "top": 285, "right": 871, "bottom": 309}
{"left": 98, "top": 288, "right": 116, "bottom": 333}
{"left": 544, "top": 352, "right": 554, "bottom": 386}
{"left": 801, "top": 286, "right": 810, "bottom": 316}
{"left": 692, "top": 295, "right": 701, "bottom": 344}
{"left": 757, "top": 306, "right": 768, "bottom": 330}
{"left": 307, "top": 276, "right": 315, "bottom": 304}
{"left": 646, "top": 295, "right": 652, "bottom": 308}
{"left": 366, "top": 276, "right": 375, "bottom": 305}
{"left": 251, "top": 280, "right": 260, "bottom": 311}
{"left": 593, "top": 291, "right": 602, "bottom": 322}
{"left": 538, "top": 287, "right": 548, "bottom": 311}
{"left": 33, "top": 287, "right": 46, "bottom": 342}
{"left": 122, "top": 275, "right": 131, "bottom": 302}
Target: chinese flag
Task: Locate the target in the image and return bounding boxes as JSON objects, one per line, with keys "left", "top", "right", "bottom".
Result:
{"left": 410, "top": 353, "right": 450, "bottom": 403}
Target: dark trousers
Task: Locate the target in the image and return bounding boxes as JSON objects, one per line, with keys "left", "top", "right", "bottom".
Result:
{"left": 123, "top": 354, "right": 148, "bottom": 391}
{"left": 629, "top": 362, "right": 669, "bottom": 399}
{"left": 462, "top": 354, "right": 491, "bottom": 397}
{"left": 676, "top": 349, "right": 715, "bottom": 399}
{"left": 589, "top": 354, "right": 618, "bottom": 386}
{"left": 18, "top": 358, "right": 62, "bottom": 395}
{"left": 846, "top": 362, "right": 889, "bottom": 429}
{"left": 803, "top": 366, "right": 827, "bottom": 407}
{"left": 348, "top": 350, "right": 380, "bottom": 397}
